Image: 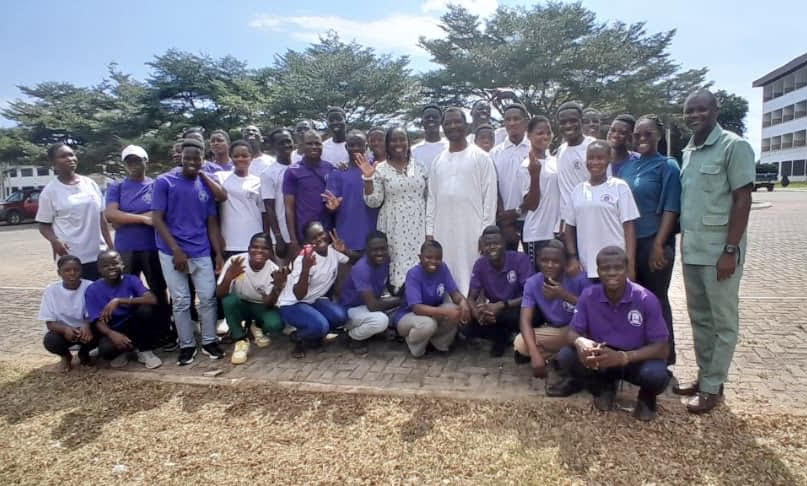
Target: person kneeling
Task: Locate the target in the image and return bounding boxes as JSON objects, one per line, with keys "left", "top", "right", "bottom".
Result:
{"left": 515, "top": 240, "right": 590, "bottom": 395}
{"left": 557, "top": 246, "right": 670, "bottom": 421}
{"left": 338, "top": 231, "right": 401, "bottom": 355}
{"left": 216, "top": 233, "right": 289, "bottom": 365}
{"left": 85, "top": 250, "right": 161, "bottom": 369}
{"left": 466, "top": 226, "right": 534, "bottom": 357}
{"left": 393, "top": 240, "right": 471, "bottom": 358}
{"left": 39, "top": 255, "right": 95, "bottom": 371}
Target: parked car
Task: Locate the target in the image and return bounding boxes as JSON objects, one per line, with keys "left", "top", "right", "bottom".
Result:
{"left": 753, "top": 171, "right": 776, "bottom": 192}
{"left": 0, "top": 188, "right": 41, "bottom": 225}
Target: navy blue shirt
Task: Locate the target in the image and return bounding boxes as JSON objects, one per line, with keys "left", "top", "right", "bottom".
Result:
{"left": 619, "top": 153, "right": 681, "bottom": 239}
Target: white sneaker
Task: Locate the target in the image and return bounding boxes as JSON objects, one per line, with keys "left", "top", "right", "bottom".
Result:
{"left": 110, "top": 353, "right": 128, "bottom": 368}
{"left": 250, "top": 324, "right": 271, "bottom": 348}
{"left": 216, "top": 319, "right": 229, "bottom": 335}
{"left": 136, "top": 350, "right": 163, "bottom": 369}
{"left": 282, "top": 324, "right": 296, "bottom": 336}
{"left": 231, "top": 340, "right": 249, "bottom": 365}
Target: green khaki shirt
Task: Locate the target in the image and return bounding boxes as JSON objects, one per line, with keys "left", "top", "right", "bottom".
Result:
{"left": 680, "top": 124, "right": 755, "bottom": 266}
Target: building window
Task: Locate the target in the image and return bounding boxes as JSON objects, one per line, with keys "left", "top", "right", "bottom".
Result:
{"left": 36, "top": 167, "right": 49, "bottom": 176}
{"left": 783, "top": 105, "right": 795, "bottom": 122}
{"left": 773, "top": 79, "right": 784, "bottom": 98}
{"left": 797, "top": 67, "right": 807, "bottom": 89}
{"left": 20, "top": 168, "right": 34, "bottom": 177}
{"left": 763, "top": 112, "right": 771, "bottom": 127}
{"left": 6, "top": 169, "right": 17, "bottom": 177}
{"left": 771, "top": 136, "right": 781, "bottom": 151}
{"left": 764, "top": 84, "right": 774, "bottom": 101}
{"left": 793, "top": 160, "right": 806, "bottom": 177}
{"left": 784, "top": 74, "right": 795, "bottom": 94}
{"left": 771, "top": 109, "right": 783, "bottom": 125}
{"left": 781, "top": 161, "right": 793, "bottom": 177}
{"left": 782, "top": 133, "right": 793, "bottom": 150}
{"left": 796, "top": 101, "right": 807, "bottom": 119}
{"left": 762, "top": 138, "right": 771, "bottom": 152}
{"left": 773, "top": 162, "right": 780, "bottom": 176}
{"left": 796, "top": 130, "right": 807, "bottom": 148}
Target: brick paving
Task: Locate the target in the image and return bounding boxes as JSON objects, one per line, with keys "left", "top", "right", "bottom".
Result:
{"left": 2, "top": 191, "right": 806, "bottom": 412}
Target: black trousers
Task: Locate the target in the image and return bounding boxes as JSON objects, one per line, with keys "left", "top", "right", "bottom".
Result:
{"left": 93, "top": 305, "right": 157, "bottom": 359}
{"left": 43, "top": 330, "right": 98, "bottom": 357}
{"left": 464, "top": 306, "right": 539, "bottom": 346}
{"left": 635, "top": 235, "right": 676, "bottom": 365}
{"left": 120, "top": 250, "right": 174, "bottom": 339}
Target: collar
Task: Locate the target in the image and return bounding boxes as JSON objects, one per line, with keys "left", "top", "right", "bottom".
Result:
{"left": 502, "top": 135, "right": 530, "bottom": 150}
{"left": 683, "top": 124, "right": 723, "bottom": 152}
{"left": 597, "top": 280, "right": 634, "bottom": 304}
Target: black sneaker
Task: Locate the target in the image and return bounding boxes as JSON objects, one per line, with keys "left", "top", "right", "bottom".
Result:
{"left": 201, "top": 342, "right": 225, "bottom": 360}
{"left": 346, "top": 335, "right": 369, "bottom": 355}
{"left": 490, "top": 340, "right": 507, "bottom": 358}
{"left": 593, "top": 384, "right": 617, "bottom": 412}
{"left": 177, "top": 347, "right": 197, "bottom": 366}
{"left": 514, "top": 350, "right": 530, "bottom": 365}
{"left": 634, "top": 391, "right": 658, "bottom": 422}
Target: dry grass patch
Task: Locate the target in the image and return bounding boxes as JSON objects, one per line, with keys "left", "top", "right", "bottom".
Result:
{"left": 0, "top": 362, "right": 805, "bottom": 485}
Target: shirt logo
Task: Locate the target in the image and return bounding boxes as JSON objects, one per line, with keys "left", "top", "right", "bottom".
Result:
{"left": 506, "top": 270, "right": 517, "bottom": 284}
{"left": 574, "top": 161, "right": 581, "bottom": 170}
{"left": 600, "top": 193, "right": 613, "bottom": 204}
{"left": 627, "top": 309, "right": 643, "bottom": 327}
{"left": 199, "top": 190, "right": 209, "bottom": 202}
{"left": 437, "top": 283, "right": 445, "bottom": 297}
{"left": 142, "top": 190, "right": 153, "bottom": 204}
{"left": 562, "top": 301, "right": 575, "bottom": 312}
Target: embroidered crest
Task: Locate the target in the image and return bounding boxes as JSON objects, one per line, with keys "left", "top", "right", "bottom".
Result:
{"left": 506, "top": 270, "right": 517, "bottom": 284}
{"left": 574, "top": 160, "right": 581, "bottom": 170}
{"left": 199, "top": 190, "right": 209, "bottom": 202}
{"left": 600, "top": 193, "right": 613, "bottom": 204}
{"left": 142, "top": 190, "right": 153, "bottom": 204}
{"left": 562, "top": 301, "right": 575, "bottom": 313}
{"left": 437, "top": 283, "right": 445, "bottom": 296}
{"left": 627, "top": 309, "right": 643, "bottom": 327}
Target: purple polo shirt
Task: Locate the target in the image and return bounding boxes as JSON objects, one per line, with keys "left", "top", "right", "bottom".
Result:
{"left": 521, "top": 272, "right": 590, "bottom": 327}
{"left": 326, "top": 164, "right": 379, "bottom": 251}
{"left": 85, "top": 274, "right": 148, "bottom": 328}
{"left": 394, "top": 263, "right": 458, "bottom": 325}
{"left": 571, "top": 280, "right": 669, "bottom": 350}
{"left": 202, "top": 160, "right": 224, "bottom": 173}
{"left": 152, "top": 170, "right": 217, "bottom": 258}
{"left": 469, "top": 251, "right": 534, "bottom": 303}
{"left": 339, "top": 256, "right": 389, "bottom": 308}
{"left": 106, "top": 178, "right": 157, "bottom": 252}
{"left": 282, "top": 158, "right": 335, "bottom": 242}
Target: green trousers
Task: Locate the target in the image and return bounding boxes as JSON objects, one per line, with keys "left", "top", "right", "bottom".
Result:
{"left": 221, "top": 294, "right": 283, "bottom": 341}
{"left": 682, "top": 263, "right": 743, "bottom": 394}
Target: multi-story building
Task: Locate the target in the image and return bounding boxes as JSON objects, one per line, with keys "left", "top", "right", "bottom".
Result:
{"left": 753, "top": 53, "right": 807, "bottom": 181}
{"left": 1, "top": 164, "right": 56, "bottom": 199}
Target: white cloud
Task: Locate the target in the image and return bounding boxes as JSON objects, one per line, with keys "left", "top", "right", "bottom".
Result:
{"left": 421, "top": 0, "right": 499, "bottom": 17}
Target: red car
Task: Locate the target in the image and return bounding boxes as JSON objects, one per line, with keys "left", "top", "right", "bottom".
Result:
{"left": 0, "top": 188, "right": 41, "bottom": 225}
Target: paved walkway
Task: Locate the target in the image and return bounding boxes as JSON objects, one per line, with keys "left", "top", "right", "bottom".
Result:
{"left": 2, "top": 191, "right": 806, "bottom": 413}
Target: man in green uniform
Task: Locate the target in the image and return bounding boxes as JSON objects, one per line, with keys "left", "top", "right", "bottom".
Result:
{"left": 674, "top": 89, "right": 754, "bottom": 413}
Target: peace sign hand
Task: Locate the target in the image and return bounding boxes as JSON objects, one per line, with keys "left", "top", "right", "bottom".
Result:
{"left": 329, "top": 230, "right": 348, "bottom": 255}
{"left": 527, "top": 149, "right": 542, "bottom": 177}
{"left": 321, "top": 190, "right": 343, "bottom": 211}
{"left": 355, "top": 153, "right": 375, "bottom": 179}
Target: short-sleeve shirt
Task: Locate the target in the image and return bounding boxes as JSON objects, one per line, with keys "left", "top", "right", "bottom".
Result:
{"left": 520, "top": 154, "right": 561, "bottom": 242}
{"left": 38, "top": 280, "right": 93, "bottom": 329}
{"left": 469, "top": 251, "right": 534, "bottom": 303}
{"left": 555, "top": 136, "right": 596, "bottom": 215}
{"left": 338, "top": 256, "right": 389, "bottom": 308}
{"left": 151, "top": 171, "right": 217, "bottom": 258}
{"left": 250, "top": 154, "right": 274, "bottom": 178}
{"left": 217, "top": 253, "right": 282, "bottom": 304}
{"left": 394, "top": 263, "right": 458, "bottom": 324}
{"left": 215, "top": 171, "right": 264, "bottom": 252}
{"left": 490, "top": 136, "right": 531, "bottom": 211}
{"left": 322, "top": 139, "right": 348, "bottom": 167}
{"left": 260, "top": 161, "right": 292, "bottom": 244}
{"left": 680, "top": 124, "right": 755, "bottom": 265}
{"left": 277, "top": 246, "right": 349, "bottom": 306}
{"left": 412, "top": 139, "right": 448, "bottom": 174}
{"left": 106, "top": 177, "right": 156, "bottom": 252}
{"left": 571, "top": 280, "right": 669, "bottom": 350}
{"left": 85, "top": 275, "right": 149, "bottom": 327}
{"left": 282, "top": 159, "right": 335, "bottom": 242}
{"left": 563, "top": 178, "right": 640, "bottom": 278}
{"left": 326, "top": 165, "right": 379, "bottom": 251}
{"left": 620, "top": 153, "right": 682, "bottom": 239}
{"left": 521, "top": 272, "right": 590, "bottom": 327}
{"left": 610, "top": 151, "right": 639, "bottom": 178}
{"left": 35, "top": 176, "right": 106, "bottom": 264}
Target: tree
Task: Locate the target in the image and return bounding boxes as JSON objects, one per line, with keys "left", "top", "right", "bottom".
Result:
{"left": 715, "top": 89, "right": 748, "bottom": 136}
{"left": 419, "top": 2, "right": 707, "bottom": 121}
{"left": 266, "top": 32, "right": 421, "bottom": 128}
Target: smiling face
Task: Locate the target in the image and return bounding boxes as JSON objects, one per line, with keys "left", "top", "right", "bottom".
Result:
{"left": 684, "top": 93, "right": 719, "bottom": 139}
{"left": 58, "top": 260, "right": 82, "bottom": 289}
{"left": 387, "top": 128, "right": 409, "bottom": 160}
{"left": 471, "top": 103, "right": 491, "bottom": 124}
{"left": 539, "top": 246, "right": 566, "bottom": 281}
{"left": 181, "top": 146, "right": 203, "bottom": 178}
{"left": 210, "top": 133, "right": 229, "bottom": 157}
{"left": 597, "top": 251, "right": 628, "bottom": 293}
{"left": 481, "top": 233, "right": 505, "bottom": 262}
{"left": 586, "top": 143, "right": 611, "bottom": 179}
{"left": 346, "top": 133, "right": 368, "bottom": 163}
{"left": 231, "top": 144, "right": 252, "bottom": 173}
{"left": 98, "top": 251, "right": 125, "bottom": 283}
{"left": 248, "top": 236, "right": 272, "bottom": 268}
{"left": 302, "top": 131, "right": 323, "bottom": 161}
{"left": 272, "top": 130, "right": 295, "bottom": 161}
{"left": 607, "top": 120, "right": 633, "bottom": 151}
{"left": 368, "top": 130, "right": 386, "bottom": 158}
{"left": 633, "top": 119, "right": 661, "bottom": 156}
{"left": 242, "top": 125, "right": 262, "bottom": 155}
{"left": 419, "top": 245, "right": 443, "bottom": 274}
{"left": 327, "top": 111, "right": 346, "bottom": 136}
{"left": 582, "top": 110, "right": 601, "bottom": 137}
{"left": 528, "top": 120, "right": 553, "bottom": 154}
{"left": 366, "top": 237, "right": 389, "bottom": 266}
{"left": 503, "top": 107, "right": 527, "bottom": 142}
{"left": 124, "top": 155, "right": 146, "bottom": 179}
{"left": 475, "top": 128, "right": 495, "bottom": 152}
{"left": 52, "top": 145, "right": 78, "bottom": 175}
{"left": 294, "top": 120, "right": 312, "bottom": 145}
{"left": 557, "top": 109, "right": 583, "bottom": 144}
{"left": 443, "top": 110, "right": 468, "bottom": 142}
{"left": 421, "top": 107, "right": 442, "bottom": 135}
{"left": 305, "top": 223, "right": 329, "bottom": 256}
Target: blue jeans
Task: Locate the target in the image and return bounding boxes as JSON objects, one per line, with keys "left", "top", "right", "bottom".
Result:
{"left": 159, "top": 252, "right": 218, "bottom": 348}
{"left": 556, "top": 345, "right": 670, "bottom": 396}
{"left": 279, "top": 298, "right": 347, "bottom": 340}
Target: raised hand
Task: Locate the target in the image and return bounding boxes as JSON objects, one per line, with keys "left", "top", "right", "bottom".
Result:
{"left": 225, "top": 255, "right": 246, "bottom": 280}
{"left": 527, "top": 149, "right": 542, "bottom": 177}
{"left": 321, "top": 190, "right": 343, "bottom": 211}
{"left": 329, "top": 229, "right": 348, "bottom": 255}
{"left": 355, "top": 153, "right": 375, "bottom": 179}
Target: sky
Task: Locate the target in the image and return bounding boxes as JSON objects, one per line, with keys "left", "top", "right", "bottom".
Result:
{"left": 1, "top": 0, "right": 804, "bottom": 156}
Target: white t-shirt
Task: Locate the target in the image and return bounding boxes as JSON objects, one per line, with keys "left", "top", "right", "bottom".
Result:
{"left": 466, "top": 127, "right": 507, "bottom": 146}
{"left": 216, "top": 171, "right": 264, "bottom": 252}
{"left": 292, "top": 151, "right": 304, "bottom": 164}
{"left": 562, "top": 178, "right": 640, "bottom": 278}
{"left": 217, "top": 254, "right": 282, "bottom": 304}
{"left": 556, "top": 136, "right": 598, "bottom": 217}
{"left": 412, "top": 139, "right": 448, "bottom": 174}
{"left": 260, "top": 162, "right": 292, "bottom": 244}
{"left": 278, "top": 246, "right": 349, "bottom": 305}
{"left": 490, "top": 136, "right": 531, "bottom": 211}
{"left": 520, "top": 154, "right": 561, "bottom": 242}
{"left": 322, "top": 139, "right": 348, "bottom": 167}
{"left": 38, "top": 279, "right": 92, "bottom": 328}
{"left": 35, "top": 176, "right": 106, "bottom": 264}
{"left": 250, "top": 154, "right": 274, "bottom": 177}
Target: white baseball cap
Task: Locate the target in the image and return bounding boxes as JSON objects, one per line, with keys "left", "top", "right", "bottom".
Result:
{"left": 121, "top": 145, "right": 148, "bottom": 162}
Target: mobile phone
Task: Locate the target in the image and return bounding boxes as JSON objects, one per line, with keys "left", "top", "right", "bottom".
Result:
{"left": 303, "top": 244, "right": 314, "bottom": 258}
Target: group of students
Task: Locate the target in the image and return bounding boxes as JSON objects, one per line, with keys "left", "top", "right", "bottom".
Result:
{"left": 35, "top": 87, "right": 755, "bottom": 419}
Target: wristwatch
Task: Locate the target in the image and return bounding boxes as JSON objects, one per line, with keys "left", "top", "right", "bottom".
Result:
{"left": 723, "top": 244, "right": 738, "bottom": 255}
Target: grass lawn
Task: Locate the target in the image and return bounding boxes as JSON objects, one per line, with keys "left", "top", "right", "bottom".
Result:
{"left": 1, "top": 362, "right": 805, "bottom": 485}
{"left": 776, "top": 180, "right": 807, "bottom": 189}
